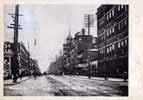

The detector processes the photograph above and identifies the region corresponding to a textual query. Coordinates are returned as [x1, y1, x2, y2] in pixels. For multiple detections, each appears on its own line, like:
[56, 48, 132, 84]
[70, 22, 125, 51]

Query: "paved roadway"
[4, 75, 128, 96]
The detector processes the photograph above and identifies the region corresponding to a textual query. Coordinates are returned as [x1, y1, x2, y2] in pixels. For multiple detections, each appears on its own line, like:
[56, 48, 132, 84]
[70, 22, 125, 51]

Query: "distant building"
[63, 30, 73, 75]
[33, 59, 41, 75]
[48, 55, 64, 75]
[73, 29, 93, 75]
[60, 28, 99, 76]
[30, 58, 35, 74]
[96, 5, 128, 77]
[18, 42, 30, 76]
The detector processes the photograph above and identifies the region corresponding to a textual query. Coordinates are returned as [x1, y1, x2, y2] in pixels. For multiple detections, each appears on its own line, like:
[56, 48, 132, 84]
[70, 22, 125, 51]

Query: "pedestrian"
[13, 74, 18, 83]
[19, 73, 23, 80]
[33, 72, 37, 79]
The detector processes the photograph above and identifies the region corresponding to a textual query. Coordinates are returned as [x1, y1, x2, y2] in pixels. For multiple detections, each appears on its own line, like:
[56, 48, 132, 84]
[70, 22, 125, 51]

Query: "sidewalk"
[65, 75, 127, 82]
[4, 76, 30, 86]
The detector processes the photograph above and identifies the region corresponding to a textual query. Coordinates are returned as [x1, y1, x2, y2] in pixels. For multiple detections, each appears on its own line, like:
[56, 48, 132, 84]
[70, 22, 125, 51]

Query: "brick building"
[96, 5, 128, 78]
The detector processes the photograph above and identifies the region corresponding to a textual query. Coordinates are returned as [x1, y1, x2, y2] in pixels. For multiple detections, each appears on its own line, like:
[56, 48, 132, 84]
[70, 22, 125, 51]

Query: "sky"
[4, 4, 99, 73]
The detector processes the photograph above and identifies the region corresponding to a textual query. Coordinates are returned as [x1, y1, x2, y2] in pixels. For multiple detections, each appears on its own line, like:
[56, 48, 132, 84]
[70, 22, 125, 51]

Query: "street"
[4, 75, 128, 96]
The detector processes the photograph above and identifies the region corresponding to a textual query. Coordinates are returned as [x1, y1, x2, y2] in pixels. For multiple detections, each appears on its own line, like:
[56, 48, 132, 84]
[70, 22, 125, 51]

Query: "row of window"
[106, 44, 115, 54]
[106, 5, 127, 21]
[105, 18, 128, 38]
[106, 8, 114, 21]
[106, 26, 115, 37]
[118, 38, 128, 48]
[118, 5, 128, 11]
[118, 18, 128, 30]
[99, 38, 128, 54]
[98, 5, 128, 28]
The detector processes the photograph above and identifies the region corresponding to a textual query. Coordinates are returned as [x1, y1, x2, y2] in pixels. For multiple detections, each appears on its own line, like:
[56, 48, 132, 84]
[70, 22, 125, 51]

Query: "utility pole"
[33, 38, 37, 78]
[104, 34, 108, 80]
[28, 42, 31, 77]
[84, 14, 94, 78]
[7, 4, 23, 83]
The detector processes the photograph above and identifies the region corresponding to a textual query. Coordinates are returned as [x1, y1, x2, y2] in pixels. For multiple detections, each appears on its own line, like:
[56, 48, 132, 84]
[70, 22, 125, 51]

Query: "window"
[107, 48, 109, 53]
[103, 49, 104, 54]
[118, 23, 121, 30]
[121, 41, 124, 46]
[102, 49, 103, 54]
[112, 27, 115, 33]
[125, 39, 128, 46]
[110, 46, 112, 52]
[118, 5, 121, 11]
[112, 9, 114, 16]
[118, 42, 120, 48]
[124, 19, 127, 26]
[107, 31, 109, 36]
[125, 5, 127, 11]
[109, 12, 112, 18]
[112, 44, 115, 50]
[121, 5, 124, 9]
[121, 21, 124, 28]
[110, 29, 112, 35]
[107, 15, 109, 21]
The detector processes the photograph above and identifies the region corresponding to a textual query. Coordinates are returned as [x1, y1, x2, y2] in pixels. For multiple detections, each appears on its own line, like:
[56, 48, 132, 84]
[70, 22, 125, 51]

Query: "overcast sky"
[4, 4, 99, 73]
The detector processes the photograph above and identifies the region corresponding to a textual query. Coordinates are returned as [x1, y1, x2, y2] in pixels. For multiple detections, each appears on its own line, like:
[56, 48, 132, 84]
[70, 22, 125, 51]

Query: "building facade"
[18, 42, 30, 76]
[96, 5, 128, 78]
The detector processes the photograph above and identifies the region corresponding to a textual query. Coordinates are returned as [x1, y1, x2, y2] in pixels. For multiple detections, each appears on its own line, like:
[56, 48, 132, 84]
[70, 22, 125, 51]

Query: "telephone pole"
[84, 14, 94, 78]
[28, 42, 31, 76]
[7, 4, 23, 82]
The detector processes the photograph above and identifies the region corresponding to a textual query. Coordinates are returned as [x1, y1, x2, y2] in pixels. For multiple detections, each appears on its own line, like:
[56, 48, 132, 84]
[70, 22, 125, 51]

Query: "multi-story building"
[18, 42, 30, 76]
[96, 5, 128, 78]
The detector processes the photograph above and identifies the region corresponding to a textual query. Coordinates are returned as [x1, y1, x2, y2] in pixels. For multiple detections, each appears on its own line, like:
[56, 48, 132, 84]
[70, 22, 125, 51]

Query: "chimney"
[81, 28, 85, 35]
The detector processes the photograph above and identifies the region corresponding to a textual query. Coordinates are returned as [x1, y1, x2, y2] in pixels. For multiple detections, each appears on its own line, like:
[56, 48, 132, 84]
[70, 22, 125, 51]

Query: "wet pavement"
[4, 75, 128, 96]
